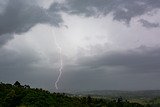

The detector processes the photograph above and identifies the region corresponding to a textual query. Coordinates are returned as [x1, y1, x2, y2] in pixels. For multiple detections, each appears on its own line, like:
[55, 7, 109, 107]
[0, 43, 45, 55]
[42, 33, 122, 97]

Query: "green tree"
[14, 81, 21, 87]
[4, 90, 17, 107]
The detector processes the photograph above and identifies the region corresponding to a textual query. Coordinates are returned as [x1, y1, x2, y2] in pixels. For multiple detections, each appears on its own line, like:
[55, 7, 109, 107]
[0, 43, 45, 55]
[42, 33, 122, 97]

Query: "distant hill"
[74, 90, 160, 99]
[75, 90, 160, 99]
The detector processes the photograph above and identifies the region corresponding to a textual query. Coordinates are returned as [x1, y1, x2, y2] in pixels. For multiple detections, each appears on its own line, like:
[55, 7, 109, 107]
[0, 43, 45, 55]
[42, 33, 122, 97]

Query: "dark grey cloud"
[1, 0, 160, 91]
[0, 47, 39, 69]
[0, 46, 59, 90]
[1, 43, 160, 91]
[50, 0, 160, 23]
[76, 46, 160, 73]
[1, 0, 160, 46]
[0, 0, 62, 46]
[0, 0, 9, 14]
[62, 68, 160, 91]
[59, 46, 160, 91]
[0, 34, 14, 46]
[139, 19, 160, 28]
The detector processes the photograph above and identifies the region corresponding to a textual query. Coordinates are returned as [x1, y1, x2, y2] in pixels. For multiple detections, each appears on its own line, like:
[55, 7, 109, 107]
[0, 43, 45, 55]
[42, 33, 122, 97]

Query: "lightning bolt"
[51, 29, 63, 90]
[45, 11, 63, 90]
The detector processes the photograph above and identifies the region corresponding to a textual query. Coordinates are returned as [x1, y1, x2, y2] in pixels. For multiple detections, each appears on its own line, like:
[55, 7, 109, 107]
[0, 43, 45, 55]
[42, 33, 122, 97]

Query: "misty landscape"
[1, 0, 160, 107]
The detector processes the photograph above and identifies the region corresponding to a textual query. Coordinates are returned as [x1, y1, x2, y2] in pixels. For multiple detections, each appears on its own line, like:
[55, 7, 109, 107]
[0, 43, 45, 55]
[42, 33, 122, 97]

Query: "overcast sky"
[0, 0, 160, 92]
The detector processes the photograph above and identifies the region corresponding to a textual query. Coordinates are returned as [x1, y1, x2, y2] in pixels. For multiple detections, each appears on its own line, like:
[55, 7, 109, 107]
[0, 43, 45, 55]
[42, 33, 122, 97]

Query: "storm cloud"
[0, 0, 62, 46]
[76, 46, 160, 73]
[1, 0, 160, 91]
[1, 0, 160, 46]
[59, 46, 160, 90]
[50, 0, 160, 23]
[139, 19, 160, 28]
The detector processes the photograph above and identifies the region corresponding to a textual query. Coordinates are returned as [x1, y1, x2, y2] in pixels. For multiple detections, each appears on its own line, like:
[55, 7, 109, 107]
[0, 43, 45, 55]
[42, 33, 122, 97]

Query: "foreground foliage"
[0, 82, 152, 107]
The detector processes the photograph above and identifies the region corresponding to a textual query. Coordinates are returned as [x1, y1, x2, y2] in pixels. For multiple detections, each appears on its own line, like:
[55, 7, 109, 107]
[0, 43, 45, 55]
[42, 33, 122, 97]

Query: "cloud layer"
[51, 0, 160, 23]
[0, 0, 62, 46]
[1, 0, 160, 46]
[0, 0, 160, 91]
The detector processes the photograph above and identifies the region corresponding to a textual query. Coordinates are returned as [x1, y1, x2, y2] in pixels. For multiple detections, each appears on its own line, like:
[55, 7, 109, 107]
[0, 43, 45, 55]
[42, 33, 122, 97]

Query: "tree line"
[0, 81, 152, 107]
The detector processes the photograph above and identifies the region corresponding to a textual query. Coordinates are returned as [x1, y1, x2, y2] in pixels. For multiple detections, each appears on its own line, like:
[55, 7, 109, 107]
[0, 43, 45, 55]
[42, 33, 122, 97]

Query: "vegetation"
[0, 81, 154, 107]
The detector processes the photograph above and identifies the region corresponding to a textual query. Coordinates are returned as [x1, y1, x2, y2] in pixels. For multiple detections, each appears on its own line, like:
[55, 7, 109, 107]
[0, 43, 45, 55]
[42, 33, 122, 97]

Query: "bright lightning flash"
[45, 11, 63, 90]
[51, 29, 63, 90]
